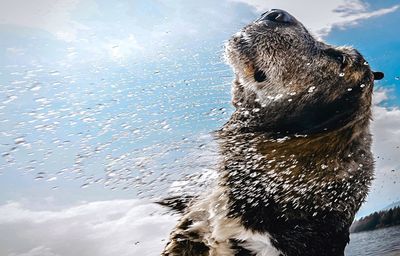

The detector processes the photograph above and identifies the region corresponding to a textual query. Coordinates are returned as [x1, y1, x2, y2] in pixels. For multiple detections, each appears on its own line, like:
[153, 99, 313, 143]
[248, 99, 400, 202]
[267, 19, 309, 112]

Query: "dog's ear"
[373, 71, 384, 80]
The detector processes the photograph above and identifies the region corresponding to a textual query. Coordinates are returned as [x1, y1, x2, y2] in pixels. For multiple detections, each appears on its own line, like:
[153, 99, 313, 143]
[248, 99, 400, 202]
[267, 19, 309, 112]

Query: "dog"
[160, 9, 384, 256]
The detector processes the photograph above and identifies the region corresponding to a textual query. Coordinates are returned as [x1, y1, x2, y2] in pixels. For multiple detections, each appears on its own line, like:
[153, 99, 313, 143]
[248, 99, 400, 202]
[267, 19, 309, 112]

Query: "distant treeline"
[350, 206, 400, 233]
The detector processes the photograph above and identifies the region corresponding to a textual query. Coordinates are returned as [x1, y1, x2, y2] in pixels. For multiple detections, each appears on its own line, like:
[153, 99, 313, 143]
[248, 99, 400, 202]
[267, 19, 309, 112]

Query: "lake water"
[346, 226, 400, 256]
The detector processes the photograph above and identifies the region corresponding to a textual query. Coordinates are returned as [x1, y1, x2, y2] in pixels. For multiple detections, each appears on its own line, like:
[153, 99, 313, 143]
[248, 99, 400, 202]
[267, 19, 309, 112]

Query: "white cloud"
[0, 0, 91, 42]
[0, 200, 177, 256]
[356, 89, 400, 216]
[228, 0, 399, 36]
[10, 246, 61, 256]
[372, 88, 390, 105]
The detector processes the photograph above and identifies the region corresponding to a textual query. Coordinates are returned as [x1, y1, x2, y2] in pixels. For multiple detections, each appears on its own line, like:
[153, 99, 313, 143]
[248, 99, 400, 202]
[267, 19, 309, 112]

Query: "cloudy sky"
[0, 0, 399, 255]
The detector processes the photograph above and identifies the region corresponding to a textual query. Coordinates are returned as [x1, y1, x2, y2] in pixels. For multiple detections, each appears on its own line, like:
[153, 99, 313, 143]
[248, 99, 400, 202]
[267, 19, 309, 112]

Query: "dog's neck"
[228, 77, 372, 137]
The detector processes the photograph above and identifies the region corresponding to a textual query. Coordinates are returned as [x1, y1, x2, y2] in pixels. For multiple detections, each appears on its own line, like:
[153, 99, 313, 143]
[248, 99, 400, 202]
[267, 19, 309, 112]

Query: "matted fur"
[161, 9, 382, 256]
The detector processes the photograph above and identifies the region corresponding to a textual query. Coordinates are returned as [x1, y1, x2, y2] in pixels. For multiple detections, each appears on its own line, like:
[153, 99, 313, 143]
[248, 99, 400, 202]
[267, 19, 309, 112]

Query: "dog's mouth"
[225, 9, 307, 84]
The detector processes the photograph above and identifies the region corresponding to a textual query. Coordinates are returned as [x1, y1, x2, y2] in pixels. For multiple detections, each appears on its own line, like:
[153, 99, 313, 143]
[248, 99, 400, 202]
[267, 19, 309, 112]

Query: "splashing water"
[0, 51, 232, 198]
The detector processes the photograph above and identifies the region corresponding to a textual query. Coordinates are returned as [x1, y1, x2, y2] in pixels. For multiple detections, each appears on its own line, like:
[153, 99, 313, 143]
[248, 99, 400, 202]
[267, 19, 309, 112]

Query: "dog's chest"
[233, 229, 282, 256]
[188, 193, 283, 256]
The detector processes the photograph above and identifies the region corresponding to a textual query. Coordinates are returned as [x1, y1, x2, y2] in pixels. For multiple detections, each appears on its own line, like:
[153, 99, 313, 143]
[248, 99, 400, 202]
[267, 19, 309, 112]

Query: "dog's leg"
[162, 217, 210, 256]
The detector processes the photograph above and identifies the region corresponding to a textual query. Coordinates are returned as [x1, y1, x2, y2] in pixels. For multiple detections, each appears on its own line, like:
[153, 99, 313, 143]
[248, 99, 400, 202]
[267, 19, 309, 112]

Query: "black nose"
[260, 9, 294, 24]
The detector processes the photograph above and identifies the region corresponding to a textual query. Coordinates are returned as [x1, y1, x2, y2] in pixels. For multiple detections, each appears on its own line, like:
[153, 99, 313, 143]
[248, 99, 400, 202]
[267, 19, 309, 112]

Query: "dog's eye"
[323, 48, 347, 69]
[254, 70, 267, 82]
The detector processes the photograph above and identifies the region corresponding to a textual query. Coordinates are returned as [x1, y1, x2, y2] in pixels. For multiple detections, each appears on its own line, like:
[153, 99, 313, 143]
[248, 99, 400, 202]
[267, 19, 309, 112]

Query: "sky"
[0, 0, 399, 255]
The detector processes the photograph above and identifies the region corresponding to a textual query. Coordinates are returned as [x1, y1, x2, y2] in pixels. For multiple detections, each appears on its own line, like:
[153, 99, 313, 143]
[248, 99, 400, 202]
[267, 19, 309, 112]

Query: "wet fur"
[161, 10, 380, 256]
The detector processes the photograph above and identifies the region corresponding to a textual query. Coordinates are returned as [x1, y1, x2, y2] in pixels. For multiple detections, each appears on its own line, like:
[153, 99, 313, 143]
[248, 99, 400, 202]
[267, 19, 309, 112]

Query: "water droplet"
[49, 70, 60, 76]
[14, 137, 25, 144]
[30, 84, 41, 91]
[360, 84, 365, 88]
[4, 95, 18, 104]
[108, 172, 117, 177]
[347, 88, 353, 91]
[308, 86, 316, 93]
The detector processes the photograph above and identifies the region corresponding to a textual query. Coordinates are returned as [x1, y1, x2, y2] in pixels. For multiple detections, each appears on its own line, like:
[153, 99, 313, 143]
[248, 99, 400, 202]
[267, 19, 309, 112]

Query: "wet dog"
[161, 9, 383, 256]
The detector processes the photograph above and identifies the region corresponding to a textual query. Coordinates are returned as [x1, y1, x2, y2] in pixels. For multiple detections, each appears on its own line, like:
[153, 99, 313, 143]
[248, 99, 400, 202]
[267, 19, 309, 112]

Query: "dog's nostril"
[261, 9, 294, 24]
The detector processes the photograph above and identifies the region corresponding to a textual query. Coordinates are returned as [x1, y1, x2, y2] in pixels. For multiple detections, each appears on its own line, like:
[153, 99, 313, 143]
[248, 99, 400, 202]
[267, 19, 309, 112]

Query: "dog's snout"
[260, 9, 295, 24]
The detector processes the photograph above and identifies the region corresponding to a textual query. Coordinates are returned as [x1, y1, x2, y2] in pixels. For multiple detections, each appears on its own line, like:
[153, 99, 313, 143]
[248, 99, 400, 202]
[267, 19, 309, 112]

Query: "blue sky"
[0, 1, 400, 255]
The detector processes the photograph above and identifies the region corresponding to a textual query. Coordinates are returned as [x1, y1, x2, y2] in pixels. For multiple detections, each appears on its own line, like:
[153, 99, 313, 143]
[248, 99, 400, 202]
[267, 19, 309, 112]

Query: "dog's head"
[224, 9, 383, 135]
